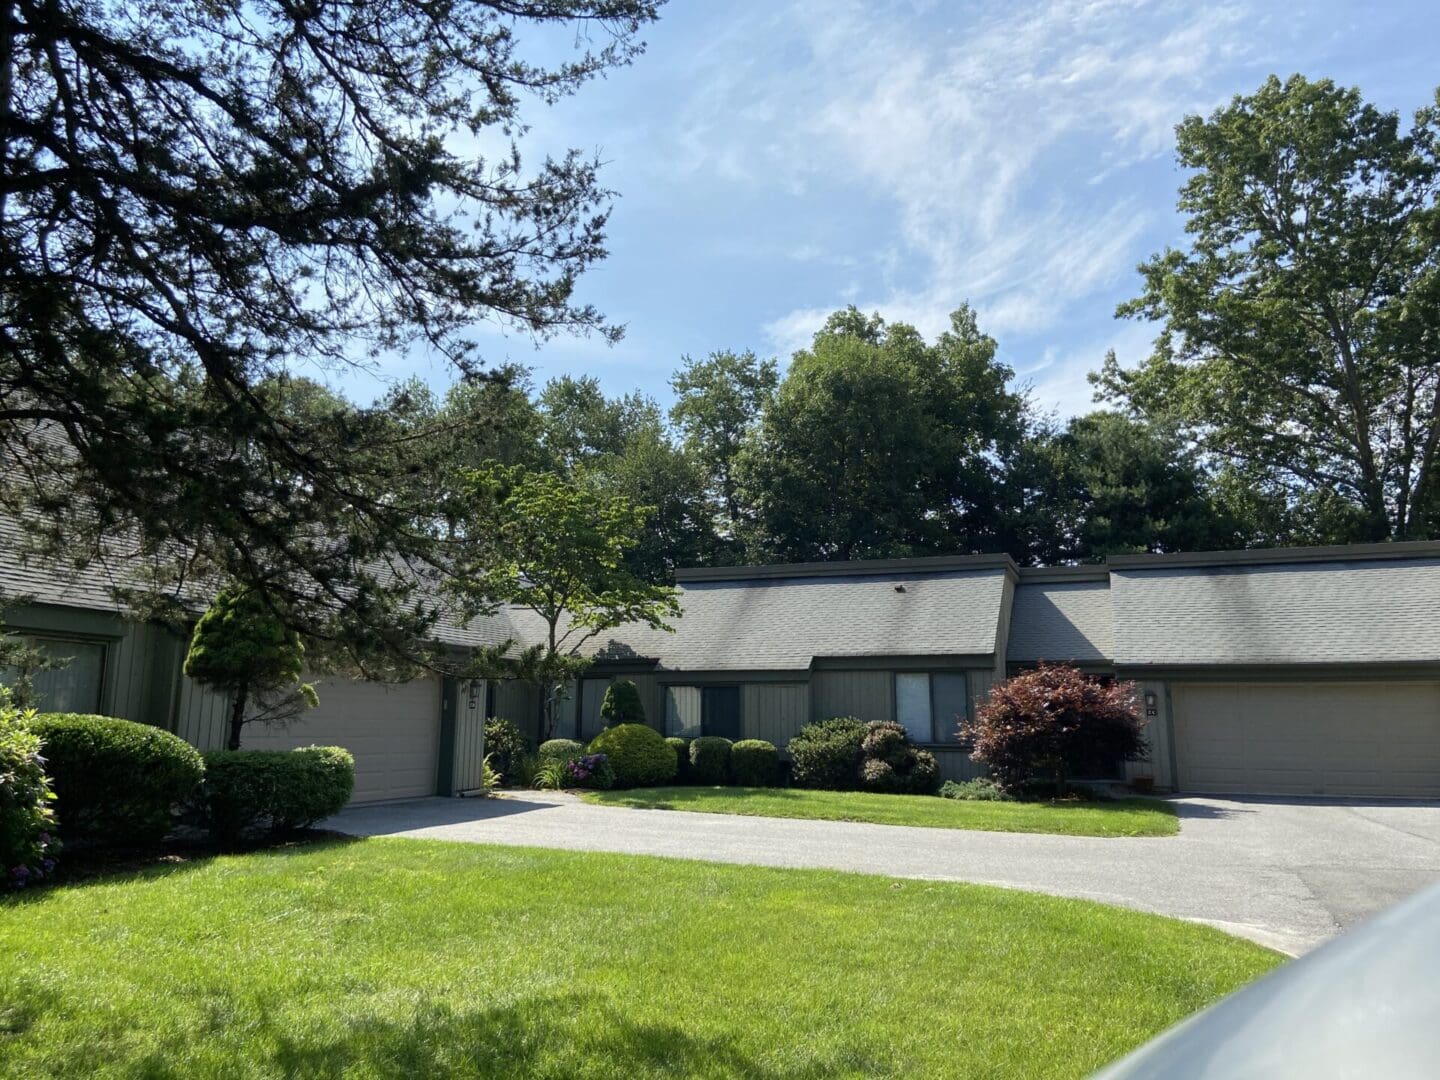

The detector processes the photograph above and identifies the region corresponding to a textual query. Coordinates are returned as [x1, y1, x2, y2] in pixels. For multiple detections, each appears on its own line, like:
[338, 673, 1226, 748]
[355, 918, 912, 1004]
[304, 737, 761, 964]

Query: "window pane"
[931, 674, 969, 743]
[895, 673, 932, 743]
[28, 638, 106, 713]
[665, 685, 702, 738]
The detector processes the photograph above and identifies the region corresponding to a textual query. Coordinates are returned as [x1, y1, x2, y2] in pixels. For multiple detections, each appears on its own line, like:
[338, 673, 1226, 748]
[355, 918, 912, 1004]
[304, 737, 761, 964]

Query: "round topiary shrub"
[688, 736, 733, 785]
[857, 720, 941, 795]
[483, 717, 530, 783]
[730, 739, 779, 787]
[665, 737, 692, 783]
[538, 739, 584, 766]
[788, 717, 867, 790]
[600, 680, 646, 727]
[28, 713, 205, 846]
[200, 745, 355, 846]
[1, 693, 60, 888]
[587, 724, 676, 788]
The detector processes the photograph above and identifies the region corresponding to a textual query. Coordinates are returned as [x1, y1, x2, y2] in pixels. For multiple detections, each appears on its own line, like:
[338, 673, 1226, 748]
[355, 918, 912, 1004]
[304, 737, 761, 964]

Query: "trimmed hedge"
[1, 695, 59, 888]
[788, 717, 867, 790]
[28, 713, 205, 846]
[857, 720, 941, 795]
[200, 746, 355, 846]
[587, 724, 676, 788]
[688, 737, 732, 785]
[600, 680, 646, 727]
[538, 739, 584, 766]
[665, 737, 691, 783]
[483, 717, 530, 783]
[730, 739, 779, 787]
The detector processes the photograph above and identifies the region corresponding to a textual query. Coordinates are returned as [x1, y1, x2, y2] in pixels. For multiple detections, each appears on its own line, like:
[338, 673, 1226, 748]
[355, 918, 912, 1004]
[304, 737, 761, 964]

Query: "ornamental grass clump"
[965, 663, 1147, 795]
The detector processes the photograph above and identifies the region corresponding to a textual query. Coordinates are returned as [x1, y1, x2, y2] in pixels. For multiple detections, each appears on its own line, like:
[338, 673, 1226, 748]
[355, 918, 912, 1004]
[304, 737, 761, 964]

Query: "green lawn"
[0, 839, 1275, 1078]
[583, 786, 1180, 837]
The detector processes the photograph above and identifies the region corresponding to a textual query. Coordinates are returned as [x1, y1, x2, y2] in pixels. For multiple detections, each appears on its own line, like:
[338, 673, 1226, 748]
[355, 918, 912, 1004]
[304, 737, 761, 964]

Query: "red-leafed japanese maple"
[966, 665, 1147, 795]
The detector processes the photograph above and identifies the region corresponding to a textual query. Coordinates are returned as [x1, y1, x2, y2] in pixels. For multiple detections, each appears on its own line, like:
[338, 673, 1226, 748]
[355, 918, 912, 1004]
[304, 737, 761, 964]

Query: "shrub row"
[10, 712, 356, 853]
[790, 717, 940, 795]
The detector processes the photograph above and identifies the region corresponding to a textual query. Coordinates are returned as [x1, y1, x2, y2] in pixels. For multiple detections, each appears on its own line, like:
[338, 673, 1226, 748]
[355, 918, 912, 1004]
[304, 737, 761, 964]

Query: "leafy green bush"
[730, 739, 779, 787]
[483, 717, 530, 784]
[939, 778, 1012, 802]
[858, 721, 941, 795]
[788, 717, 867, 790]
[665, 737, 691, 783]
[600, 680, 646, 727]
[28, 713, 205, 846]
[0, 692, 59, 888]
[199, 746, 355, 846]
[587, 724, 676, 788]
[479, 754, 502, 796]
[538, 739, 584, 765]
[688, 736, 732, 785]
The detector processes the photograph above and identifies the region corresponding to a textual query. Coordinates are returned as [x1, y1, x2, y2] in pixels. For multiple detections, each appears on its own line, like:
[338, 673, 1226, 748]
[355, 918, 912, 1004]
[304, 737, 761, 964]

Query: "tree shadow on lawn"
[0, 834, 365, 906]
[132, 993, 846, 1080]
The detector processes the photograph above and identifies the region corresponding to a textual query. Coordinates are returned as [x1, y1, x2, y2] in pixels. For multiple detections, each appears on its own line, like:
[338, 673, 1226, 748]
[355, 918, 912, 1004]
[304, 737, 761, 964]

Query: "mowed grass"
[583, 786, 1181, 837]
[0, 839, 1275, 1079]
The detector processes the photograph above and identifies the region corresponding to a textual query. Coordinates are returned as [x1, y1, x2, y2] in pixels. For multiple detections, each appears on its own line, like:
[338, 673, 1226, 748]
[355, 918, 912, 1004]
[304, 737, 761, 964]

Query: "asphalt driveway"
[329, 792, 1440, 955]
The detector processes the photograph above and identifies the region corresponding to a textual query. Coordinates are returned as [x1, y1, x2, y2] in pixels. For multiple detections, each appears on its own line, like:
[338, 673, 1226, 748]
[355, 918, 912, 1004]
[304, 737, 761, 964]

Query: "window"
[894, 672, 969, 744]
[665, 685, 702, 738]
[664, 685, 740, 739]
[27, 637, 107, 713]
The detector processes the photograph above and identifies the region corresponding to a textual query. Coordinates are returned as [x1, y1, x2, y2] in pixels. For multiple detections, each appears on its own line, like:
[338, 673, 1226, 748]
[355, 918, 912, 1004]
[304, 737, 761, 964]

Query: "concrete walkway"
[330, 792, 1440, 955]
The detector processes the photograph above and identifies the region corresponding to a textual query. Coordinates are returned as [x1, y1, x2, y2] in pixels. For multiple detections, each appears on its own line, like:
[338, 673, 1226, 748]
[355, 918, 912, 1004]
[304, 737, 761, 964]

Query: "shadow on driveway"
[330, 794, 567, 836]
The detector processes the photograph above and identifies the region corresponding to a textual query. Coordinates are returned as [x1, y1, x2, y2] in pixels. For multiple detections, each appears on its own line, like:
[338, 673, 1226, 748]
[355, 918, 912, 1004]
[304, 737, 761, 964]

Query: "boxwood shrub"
[788, 717, 867, 790]
[665, 737, 691, 783]
[730, 739, 780, 787]
[688, 736, 732, 785]
[1, 694, 59, 888]
[858, 720, 941, 795]
[586, 724, 676, 788]
[537, 739, 584, 766]
[28, 713, 205, 846]
[200, 746, 355, 846]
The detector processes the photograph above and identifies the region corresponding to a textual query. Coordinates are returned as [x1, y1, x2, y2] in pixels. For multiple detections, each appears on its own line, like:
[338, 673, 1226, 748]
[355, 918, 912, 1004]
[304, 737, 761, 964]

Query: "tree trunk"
[227, 685, 248, 751]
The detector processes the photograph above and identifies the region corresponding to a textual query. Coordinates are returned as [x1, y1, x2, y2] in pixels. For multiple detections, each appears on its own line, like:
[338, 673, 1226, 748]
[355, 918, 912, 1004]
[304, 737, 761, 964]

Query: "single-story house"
[4, 530, 1439, 802]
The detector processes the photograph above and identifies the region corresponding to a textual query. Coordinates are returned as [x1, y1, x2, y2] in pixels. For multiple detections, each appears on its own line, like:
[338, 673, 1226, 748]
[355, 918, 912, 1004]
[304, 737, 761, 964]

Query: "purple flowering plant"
[564, 753, 616, 790]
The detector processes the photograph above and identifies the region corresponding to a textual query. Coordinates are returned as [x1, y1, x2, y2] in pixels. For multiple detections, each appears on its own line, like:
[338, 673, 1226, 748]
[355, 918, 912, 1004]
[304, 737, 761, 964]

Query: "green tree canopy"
[669, 350, 779, 537]
[1099, 75, 1440, 542]
[184, 587, 318, 750]
[736, 306, 1026, 561]
[1012, 412, 1246, 564]
[453, 465, 680, 739]
[0, 1, 661, 666]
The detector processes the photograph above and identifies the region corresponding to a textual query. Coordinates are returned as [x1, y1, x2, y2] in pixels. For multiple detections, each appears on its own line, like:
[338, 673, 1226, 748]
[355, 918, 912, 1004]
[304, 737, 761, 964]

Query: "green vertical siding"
[810, 670, 893, 723]
[174, 673, 232, 750]
[449, 679, 489, 793]
[492, 679, 541, 743]
[742, 683, 808, 746]
[932, 747, 983, 782]
[1126, 678, 1173, 789]
[966, 668, 995, 725]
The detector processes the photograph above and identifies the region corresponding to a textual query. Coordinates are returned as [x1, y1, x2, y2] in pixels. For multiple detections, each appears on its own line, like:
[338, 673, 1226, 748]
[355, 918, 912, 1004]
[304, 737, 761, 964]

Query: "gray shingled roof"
[579, 566, 1010, 671]
[1007, 578, 1113, 663]
[1110, 557, 1440, 666]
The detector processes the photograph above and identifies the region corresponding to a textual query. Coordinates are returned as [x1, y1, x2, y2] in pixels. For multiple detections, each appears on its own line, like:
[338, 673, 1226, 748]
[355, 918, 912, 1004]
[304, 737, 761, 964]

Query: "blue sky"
[344, 0, 1440, 420]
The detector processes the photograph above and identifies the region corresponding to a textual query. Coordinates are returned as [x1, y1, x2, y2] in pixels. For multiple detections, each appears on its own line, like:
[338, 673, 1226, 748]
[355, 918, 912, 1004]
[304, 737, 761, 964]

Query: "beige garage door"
[1173, 681, 1440, 797]
[244, 675, 441, 804]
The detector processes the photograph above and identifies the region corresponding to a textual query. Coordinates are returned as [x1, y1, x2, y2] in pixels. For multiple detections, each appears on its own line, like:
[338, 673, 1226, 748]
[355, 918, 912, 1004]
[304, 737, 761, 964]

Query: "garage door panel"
[244, 675, 440, 804]
[1174, 681, 1440, 797]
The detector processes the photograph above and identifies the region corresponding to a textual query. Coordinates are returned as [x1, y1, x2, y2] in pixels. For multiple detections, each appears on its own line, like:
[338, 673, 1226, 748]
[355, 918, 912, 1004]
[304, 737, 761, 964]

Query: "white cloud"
[670, 0, 1259, 379]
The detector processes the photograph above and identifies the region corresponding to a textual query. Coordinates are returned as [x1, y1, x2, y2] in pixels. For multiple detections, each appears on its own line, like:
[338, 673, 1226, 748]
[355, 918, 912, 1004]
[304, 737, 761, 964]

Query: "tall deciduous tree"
[184, 587, 319, 750]
[736, 306, 1026, 561]
[453, 464, 679, 740]
[669, 350, 779, 535]
[0, 0, 662, 664]
[1098, 75, 1440, 542]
